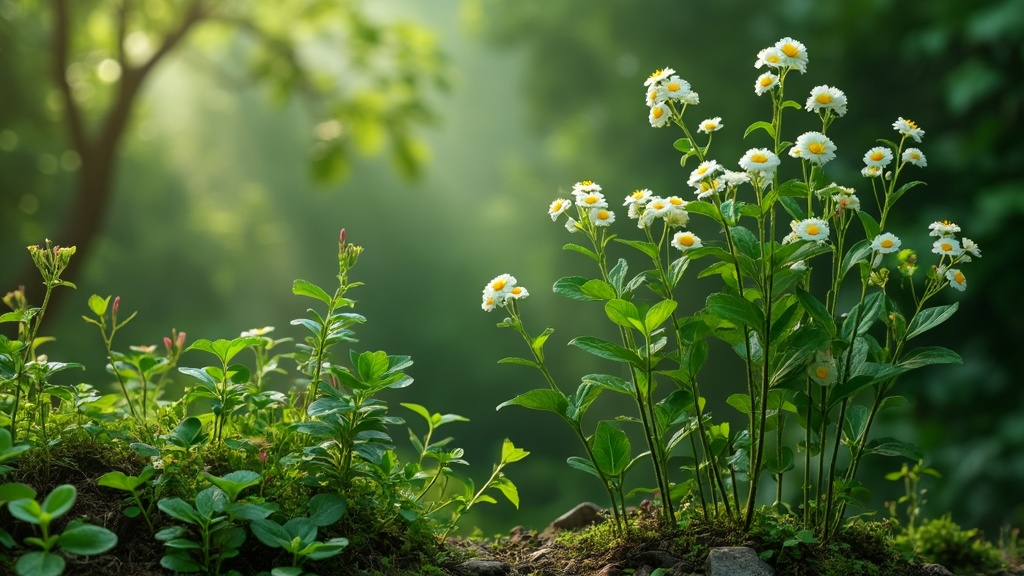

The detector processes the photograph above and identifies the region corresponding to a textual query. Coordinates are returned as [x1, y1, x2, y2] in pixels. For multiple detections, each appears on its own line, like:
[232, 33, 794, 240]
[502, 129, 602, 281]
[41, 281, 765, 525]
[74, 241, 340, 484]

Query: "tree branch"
[53, 0, 88, 156]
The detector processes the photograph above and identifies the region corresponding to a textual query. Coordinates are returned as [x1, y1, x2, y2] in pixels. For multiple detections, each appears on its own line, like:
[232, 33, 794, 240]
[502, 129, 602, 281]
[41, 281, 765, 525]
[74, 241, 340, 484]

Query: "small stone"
[596, 565, 623, 576]
[457, 559, 511, 576]
[705, 547, 774, 576]
[548, 502, 604, 531]
[921, 564, 955, 576]
[636, 550, 678, 568]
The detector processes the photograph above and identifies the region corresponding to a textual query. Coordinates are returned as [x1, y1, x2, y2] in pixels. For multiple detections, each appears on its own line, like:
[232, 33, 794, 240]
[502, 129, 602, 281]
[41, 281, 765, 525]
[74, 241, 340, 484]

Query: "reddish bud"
[176, 330, 186, 349]
[163, 337, 173, 353]
[112, 296, 120, 317]
[340, 228, 346, 245]
[258, 450, 268, 465]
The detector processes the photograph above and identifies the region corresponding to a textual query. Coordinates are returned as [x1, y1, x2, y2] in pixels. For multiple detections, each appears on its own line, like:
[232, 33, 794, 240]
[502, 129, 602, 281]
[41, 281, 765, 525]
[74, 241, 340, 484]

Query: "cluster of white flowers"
[549, 180, 619, 232]
[481, 273, 528, 312]
[789, 131, 837, 166]
[783, 218, 830, 244]
[927, 220, 981, 292]
[624, 190, 691, 232]
[754, 37, 809, 74]
[644, 67, 699, 128]
[862, 118, 927, 177]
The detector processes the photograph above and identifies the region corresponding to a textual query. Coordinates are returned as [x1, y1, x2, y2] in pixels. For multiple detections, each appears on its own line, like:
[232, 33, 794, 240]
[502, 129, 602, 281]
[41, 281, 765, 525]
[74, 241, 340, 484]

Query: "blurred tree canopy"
[472, 0, 1024, 532]
[0, 0, 445, 301]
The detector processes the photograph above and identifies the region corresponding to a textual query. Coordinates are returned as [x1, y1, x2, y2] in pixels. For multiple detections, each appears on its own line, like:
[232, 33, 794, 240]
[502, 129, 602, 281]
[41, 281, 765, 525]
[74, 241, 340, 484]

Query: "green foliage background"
[2, 0, 1022, 536]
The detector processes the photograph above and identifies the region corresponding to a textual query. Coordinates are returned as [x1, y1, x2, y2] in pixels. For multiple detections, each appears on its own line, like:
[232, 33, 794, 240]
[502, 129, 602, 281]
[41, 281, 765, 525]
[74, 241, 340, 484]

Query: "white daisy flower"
[755, 46, 785, 69]
[694, 178, 724, 200]
[739, 148, 781, 175]
[645, 197, 672, 218]
[627, 203, 641, 220]
[932, 237, 963, 256]
[834, 194, 861, 212]
[782, 231, 800, 244]
[961, 238, 982, 258]
[945, 268, 966, 292]
[574, 190, 608, 209]
[671, 231, 702, 251]
[808, 351, 837, 386]
[754, 72, 780, 96]
[646, 86, 664, 107]
[662, 75, 691, 99]
[565, 217, 579, 233]
[722, 170, 751, 187]
[481, 293, 497, 312]
[862, 146, 893, 168]
[678, 91, 699, 106]
[548, 198, 571, 221]
[893, 117, 925, 143]
[649, 102, 672, 127]
[861, 165, 883, 178]
[871, 232, 902, 254]
[697, 117, 723, 134]
[805, 85, 847, 116]
[794, 218, 830, 242]
[902, 147, 927, 167]
[928, 220, 961, 237]
[509, 285, 529, 300]
[791, 131, 837, 166]
[666, 195, 687, 209]
[645, 67, 676, 87]
[573, 180, 602, 193]
[775, 37, 809, 73]
[590, 208, 616, 226]
[665, 206, 690, 228]
[486, 274, 516, 297]
[624, 189, 653, 206]
[688, 160, 723, 187]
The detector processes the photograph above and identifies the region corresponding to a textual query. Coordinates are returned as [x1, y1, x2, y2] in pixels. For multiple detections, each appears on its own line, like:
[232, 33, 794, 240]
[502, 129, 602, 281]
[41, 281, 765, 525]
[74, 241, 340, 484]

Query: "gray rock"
[549, 501, 603, 531]
[595, 565, 624, 576]
[457, 559, 511, 576]
[921, 564, 955, 576]
[705, 547, 774, 576]
[636, 549, 678, 568]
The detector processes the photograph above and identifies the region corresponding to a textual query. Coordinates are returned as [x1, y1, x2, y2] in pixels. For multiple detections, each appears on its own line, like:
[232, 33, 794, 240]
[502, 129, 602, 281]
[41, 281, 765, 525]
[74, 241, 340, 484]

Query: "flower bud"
[163, 337, 173, 354]
[112, 296, 120, 320]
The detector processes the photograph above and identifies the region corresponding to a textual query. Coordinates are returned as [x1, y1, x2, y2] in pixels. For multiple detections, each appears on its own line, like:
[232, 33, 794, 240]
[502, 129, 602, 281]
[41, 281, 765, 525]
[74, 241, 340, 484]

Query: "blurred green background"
[2, 0, 1023, 537]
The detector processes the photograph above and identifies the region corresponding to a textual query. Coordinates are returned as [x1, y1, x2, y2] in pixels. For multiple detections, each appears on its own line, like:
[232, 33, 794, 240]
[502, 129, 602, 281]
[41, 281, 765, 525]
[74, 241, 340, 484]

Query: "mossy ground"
[2, 434, 1021, 576]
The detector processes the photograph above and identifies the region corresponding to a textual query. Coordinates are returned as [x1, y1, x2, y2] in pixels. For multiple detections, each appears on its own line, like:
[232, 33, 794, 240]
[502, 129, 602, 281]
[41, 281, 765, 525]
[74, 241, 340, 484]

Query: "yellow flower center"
[669, 197, 684, 206]
[652, 201, 666, 210]
[905, 119, 918, 129]
[806, 225, 820, 236]
[580, 180, 594, 186]
[697, 166, 708, 175]
[808, 142, 826, 155]
[597, 210, 611, 220]
[585, 195, 599, 204]
[815, 93, 832, 105]
[648, 90, 657, 101]
[881, 239, 894, 249]
[667, 82, 681, 92]
[652, 107, 665, 119]
[751, 153, 768, 163]
[485, 297, 494, 306]
[782, 43, 800, 57]
[815, 366, 829, 379]
[910, 152, 920, 159]
[703, 122, 716, 130]
[491, 280, 506, 291]
[759, 76, 774, 87]
[767, 54, 781, 64]
[631, 191, 645, 200]
[954, 271, 965, 284]
[511, 287, 523, 296]
[649, 69, 665, 80]
[552, 200, 564, 211]
[700, 181, 712, 192]
[679, 234, 694, 247]
[941, 242, 952, 252]
[870, 151, 884, 161]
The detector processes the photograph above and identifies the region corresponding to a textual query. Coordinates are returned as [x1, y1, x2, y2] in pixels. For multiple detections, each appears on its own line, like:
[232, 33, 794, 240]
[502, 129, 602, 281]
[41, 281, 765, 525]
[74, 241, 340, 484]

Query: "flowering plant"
[485, 37, 976, 539]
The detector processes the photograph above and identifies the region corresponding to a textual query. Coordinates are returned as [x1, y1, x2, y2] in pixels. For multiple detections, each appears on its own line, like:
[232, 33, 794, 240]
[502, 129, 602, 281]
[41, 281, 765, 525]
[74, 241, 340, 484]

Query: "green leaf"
[730, 226, 760, 259]
[841, 292, 883, 340]
[843, 404, 871, 444]
[683, 201, 723, 222]
[673, 138, 693, 153]
[59, 524, 118, 555]
[531, 327, 555, 359]
[605, 299, 642, 331]
[553, 276, 601, 302]
[7, 498, 43, 524]
[204, 470, 261, 503]
[645, 300, 677, 334]
[15, 551, 65, 576]
[500, 438, 529, 464]
[250, 518, 292, 549]
[563, 243, 600, 262]
[841, 240, 872, 278]
[726, 393, 752, 415]
[781, 99, 803, 110]
[858, 211, 881, 240]
[292, 279, 332, 305]
[591, 421, 630, 476]
[744, 120, 776, 140]
[898, 346, 963, 370]
[497, 357, 539, 368]
[566, 456, 601, 479]
[889, 180, 925, 206]
[0, 483, 36, 503]
[160, 552, 203, 573]
[308, 493, 347, 527]
[615, 238, 659, 260]
[706, 293, 764, 332]
[41, 485, 76, 518]
[496, 389, 568, 417]
[795, 289, 836, 337]
[582, 280, 616, 301]
[569, 336, 643, 368]
[864, 438, 922, 460]
[492, 475, 520, 509]
[87, 294, 110, 317]
[581, 373, 634, 396]
[157, 498, 198, 524]
[906, 303, 959, 340]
